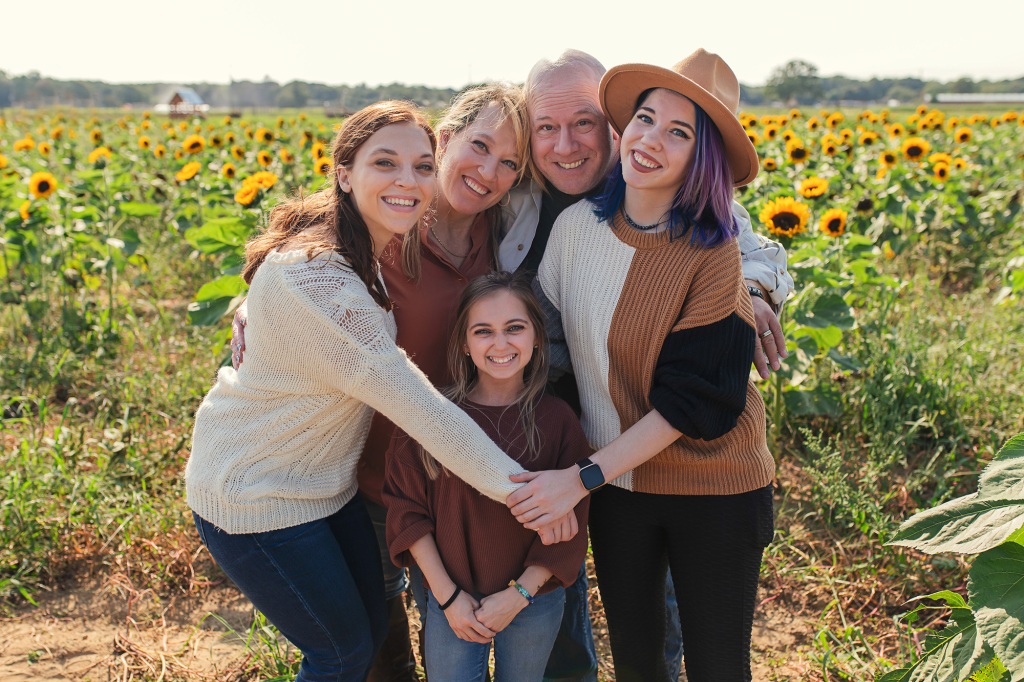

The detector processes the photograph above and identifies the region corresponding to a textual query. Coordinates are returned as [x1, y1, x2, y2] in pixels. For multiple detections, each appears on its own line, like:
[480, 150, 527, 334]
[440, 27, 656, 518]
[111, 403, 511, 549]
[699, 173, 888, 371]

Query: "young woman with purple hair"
[505, 49, 776, 682]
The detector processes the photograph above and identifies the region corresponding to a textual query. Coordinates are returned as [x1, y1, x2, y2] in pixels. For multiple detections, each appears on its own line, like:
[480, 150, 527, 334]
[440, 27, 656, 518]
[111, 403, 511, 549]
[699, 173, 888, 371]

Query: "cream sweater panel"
[186, 249, 523, 534]
[537, 203, 637, 490]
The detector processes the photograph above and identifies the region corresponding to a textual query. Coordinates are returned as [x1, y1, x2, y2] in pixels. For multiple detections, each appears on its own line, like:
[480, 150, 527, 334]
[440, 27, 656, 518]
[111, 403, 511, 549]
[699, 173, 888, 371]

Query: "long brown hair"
[243, 101, 437, 310]
[400, 83, 530, 280]
[420, 271, 550, 479]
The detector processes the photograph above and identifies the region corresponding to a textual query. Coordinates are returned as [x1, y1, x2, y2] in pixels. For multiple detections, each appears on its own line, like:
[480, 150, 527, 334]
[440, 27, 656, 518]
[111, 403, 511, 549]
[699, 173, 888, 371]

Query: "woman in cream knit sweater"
[185, 101, 560, 682]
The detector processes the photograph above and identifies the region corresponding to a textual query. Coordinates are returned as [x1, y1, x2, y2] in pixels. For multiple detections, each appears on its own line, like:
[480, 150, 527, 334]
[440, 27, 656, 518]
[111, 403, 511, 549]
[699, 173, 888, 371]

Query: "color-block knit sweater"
[186, 249, 524, 534]
[536, 201, 775, 496]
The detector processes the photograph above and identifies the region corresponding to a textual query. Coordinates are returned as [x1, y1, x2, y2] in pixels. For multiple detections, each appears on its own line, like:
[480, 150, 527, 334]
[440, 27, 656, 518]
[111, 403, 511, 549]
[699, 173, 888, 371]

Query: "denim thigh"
[193, 497, 386, 682]
[493, 587, 565, 681]
[423, 589, 490, 682]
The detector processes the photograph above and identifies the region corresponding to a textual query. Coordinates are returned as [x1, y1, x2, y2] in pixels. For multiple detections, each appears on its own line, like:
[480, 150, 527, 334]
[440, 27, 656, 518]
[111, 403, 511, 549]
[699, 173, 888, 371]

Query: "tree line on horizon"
[1, 62, 1022, 110]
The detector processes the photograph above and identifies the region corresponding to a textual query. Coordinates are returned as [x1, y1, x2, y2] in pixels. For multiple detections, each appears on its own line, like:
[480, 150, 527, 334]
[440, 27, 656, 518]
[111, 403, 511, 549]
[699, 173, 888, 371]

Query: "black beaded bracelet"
[438, 586, 462, 611]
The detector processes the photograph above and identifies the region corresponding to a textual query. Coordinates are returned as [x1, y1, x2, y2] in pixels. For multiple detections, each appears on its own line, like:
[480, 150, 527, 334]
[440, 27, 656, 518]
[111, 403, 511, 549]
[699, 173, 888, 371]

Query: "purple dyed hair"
[592, 90, 737, 248]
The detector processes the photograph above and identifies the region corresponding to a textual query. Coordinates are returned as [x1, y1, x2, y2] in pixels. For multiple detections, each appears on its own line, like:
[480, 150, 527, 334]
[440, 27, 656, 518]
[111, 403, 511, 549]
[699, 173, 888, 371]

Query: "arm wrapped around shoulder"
[650, 312, 755, 441]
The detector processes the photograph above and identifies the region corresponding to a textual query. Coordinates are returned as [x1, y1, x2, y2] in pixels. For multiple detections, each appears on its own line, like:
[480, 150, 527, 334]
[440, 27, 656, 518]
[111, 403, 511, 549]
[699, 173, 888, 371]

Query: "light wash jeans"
[425, 586, 565, 682]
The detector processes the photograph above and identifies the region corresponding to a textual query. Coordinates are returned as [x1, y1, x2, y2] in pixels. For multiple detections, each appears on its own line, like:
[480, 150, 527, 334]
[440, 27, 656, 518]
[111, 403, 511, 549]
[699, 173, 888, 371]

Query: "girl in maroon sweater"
[383, 271, 591, 681]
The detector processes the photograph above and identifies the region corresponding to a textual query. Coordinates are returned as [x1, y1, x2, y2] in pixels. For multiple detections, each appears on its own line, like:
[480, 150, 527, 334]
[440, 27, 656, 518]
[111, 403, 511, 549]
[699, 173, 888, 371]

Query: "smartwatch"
[746, 284, 765, 302]
[577, 457, 605, 492]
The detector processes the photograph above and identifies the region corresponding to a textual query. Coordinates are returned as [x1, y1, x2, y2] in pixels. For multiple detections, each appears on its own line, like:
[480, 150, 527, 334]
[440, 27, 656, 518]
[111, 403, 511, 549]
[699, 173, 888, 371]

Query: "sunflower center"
[773, 212, 799, 230]
[792, 148, 807, 159]
[828, 219, 842, 232]
[38, 180, 51, 193]
[907, 145, 922, 156]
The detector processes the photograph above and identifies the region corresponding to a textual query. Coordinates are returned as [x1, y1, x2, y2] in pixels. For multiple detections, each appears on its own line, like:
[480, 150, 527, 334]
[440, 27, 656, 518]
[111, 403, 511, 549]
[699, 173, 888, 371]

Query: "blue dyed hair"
[592, 90, 737, 248]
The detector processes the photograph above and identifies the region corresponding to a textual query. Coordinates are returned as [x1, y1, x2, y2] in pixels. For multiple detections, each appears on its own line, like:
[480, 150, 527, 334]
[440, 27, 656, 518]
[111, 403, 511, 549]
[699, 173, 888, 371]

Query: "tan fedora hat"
[600, 48, 759, 187]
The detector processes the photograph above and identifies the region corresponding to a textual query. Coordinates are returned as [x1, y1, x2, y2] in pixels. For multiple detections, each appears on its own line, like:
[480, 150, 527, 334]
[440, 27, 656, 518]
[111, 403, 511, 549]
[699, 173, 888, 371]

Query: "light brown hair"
[243, 101, 436, 310]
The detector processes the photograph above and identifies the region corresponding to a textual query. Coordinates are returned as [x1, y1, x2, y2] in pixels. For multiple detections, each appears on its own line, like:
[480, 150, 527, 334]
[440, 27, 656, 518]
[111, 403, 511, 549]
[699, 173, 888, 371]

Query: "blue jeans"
[665, 574, 684, 680]
[425, 587, 566, 682]
[543, 563, 598, 682]
[365, 499, 410, 600]
[193, 496, 387, 682]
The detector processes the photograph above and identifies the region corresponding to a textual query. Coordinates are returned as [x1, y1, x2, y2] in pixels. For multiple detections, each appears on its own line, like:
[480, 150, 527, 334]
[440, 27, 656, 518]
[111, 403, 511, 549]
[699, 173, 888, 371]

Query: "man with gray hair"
[499, 49, 792, 682]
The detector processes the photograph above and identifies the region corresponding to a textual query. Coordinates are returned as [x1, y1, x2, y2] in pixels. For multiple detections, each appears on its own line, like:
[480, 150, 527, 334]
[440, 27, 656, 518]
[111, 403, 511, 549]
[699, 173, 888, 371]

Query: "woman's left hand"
[475, 587, 529, 634]
[507, 468, 587, 529]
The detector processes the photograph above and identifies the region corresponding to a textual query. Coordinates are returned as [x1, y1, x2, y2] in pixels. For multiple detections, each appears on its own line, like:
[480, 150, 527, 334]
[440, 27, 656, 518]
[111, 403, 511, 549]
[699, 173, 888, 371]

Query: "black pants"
[589, 484, 774, 682]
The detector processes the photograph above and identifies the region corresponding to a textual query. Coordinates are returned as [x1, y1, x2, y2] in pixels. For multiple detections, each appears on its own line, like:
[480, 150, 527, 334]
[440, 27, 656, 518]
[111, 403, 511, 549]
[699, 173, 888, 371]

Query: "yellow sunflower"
[257, 150, 273, 167]
[279, 148, 295, 164]
[50, 125, 64, 140]
[249, 171, 278, 189]
[799, 176, 828, 198]
[315, 158, 333, 175]
[1002, 110, 1019, 123]
[888, 123, 906, 137]
[210, 134, 224, 148]
[222, 163, 237, 179]
[183, 134, 206, 154]
[29, 171, 58, 199]
[760, 197, 810, 238]
[37, 141, 52, 155]
[226, 131, 237, 144]
[746, 130, 761, 146]
[932, 161, 950, 181]
[231, 145, 246, 160]
[762, 157, 778, 172]
[954, 127, 972, 144]
[312, 141, 326, 159]
[858, 131, 879, 146]
[256, 127, 274, 144]
[781, 129, 796, 143]
[175, 161, 201, 182]
[901, 137, 930, 162]
[764, 124, 780, 141]
[235, 183, 260, 206]
[88, 146, 112, 165]
[19, 200, 31, 221]
[0, 153, 7, 169]
[178, 122, 188, 132]
[952, 157, 967, 170]
[826, 112, 844, 129]
[141, 119, 152, 130]
[789, 108, 802, 119]
[806, 117, 821, 131]
[90, 128, 103, 144]
[821, 140, 838, 157]
[880, 150, 898, 167]
[839, 128, 854, 143]
[154, 144, 167, 158]
[819, 208, 847, 237]
[174, 149, 184, 160]
[787, 142, 809, 164]
[14, 137, 35, 152]
[928, 152, 953, 166]
[138, 135, 151, 149]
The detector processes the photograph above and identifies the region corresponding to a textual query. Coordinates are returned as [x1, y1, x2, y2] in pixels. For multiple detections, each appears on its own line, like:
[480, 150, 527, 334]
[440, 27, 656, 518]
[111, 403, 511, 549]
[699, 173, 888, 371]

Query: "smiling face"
[620, 88, 698, 209]
[336, 122, 436, 254]
[528, 70, 616, 196]
[438, 103, 521, 216]
[464, 289, 536, 395]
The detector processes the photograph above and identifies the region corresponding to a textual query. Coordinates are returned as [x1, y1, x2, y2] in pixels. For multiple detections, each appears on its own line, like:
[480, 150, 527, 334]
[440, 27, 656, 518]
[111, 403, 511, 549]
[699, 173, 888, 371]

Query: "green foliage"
[881, 435, 1024, 681]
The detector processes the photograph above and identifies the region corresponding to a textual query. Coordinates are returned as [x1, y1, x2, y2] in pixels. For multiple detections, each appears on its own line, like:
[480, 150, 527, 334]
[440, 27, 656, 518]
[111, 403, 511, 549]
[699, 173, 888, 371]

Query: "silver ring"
[759, 329, 774, 339]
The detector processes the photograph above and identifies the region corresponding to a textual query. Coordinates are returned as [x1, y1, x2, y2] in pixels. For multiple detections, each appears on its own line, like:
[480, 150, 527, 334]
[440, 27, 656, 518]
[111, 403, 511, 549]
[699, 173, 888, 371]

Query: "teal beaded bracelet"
[508, 580, 535, 605]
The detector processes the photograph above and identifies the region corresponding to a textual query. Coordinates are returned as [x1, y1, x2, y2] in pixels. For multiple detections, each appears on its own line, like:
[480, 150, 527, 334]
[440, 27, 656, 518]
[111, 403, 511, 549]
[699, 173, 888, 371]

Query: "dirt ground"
[0, 576, 815, 681]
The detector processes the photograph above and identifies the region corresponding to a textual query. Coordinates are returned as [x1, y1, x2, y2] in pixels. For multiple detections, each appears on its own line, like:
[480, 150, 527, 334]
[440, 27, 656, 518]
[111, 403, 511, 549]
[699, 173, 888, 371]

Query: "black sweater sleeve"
[649, 312, 755, 441]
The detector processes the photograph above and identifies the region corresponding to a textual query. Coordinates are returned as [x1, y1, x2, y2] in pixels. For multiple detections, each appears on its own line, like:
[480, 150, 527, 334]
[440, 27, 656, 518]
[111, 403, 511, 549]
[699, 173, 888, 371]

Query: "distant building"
[930, 93, 1024, 104]
[155, 87, 209, 118]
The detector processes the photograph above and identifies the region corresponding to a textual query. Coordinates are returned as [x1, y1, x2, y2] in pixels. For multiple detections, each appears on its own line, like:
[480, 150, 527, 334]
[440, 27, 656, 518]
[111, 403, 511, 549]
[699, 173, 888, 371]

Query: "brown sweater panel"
[606, 213, 775, 496]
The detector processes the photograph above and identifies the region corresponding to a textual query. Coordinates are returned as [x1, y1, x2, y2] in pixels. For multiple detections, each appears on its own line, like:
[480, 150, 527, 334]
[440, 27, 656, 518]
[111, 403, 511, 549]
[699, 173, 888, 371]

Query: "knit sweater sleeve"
[285, 259, 524, 502]
[648, 241, 755, 441]
[523, 400, 592, 587]
[381, 430, 435, 569]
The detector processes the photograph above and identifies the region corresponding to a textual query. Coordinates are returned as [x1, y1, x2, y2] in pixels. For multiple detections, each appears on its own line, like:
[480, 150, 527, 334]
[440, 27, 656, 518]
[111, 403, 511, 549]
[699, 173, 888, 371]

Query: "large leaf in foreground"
[977, 435, 1024, 500]
[877, 595, 994, 682]
[187, 275, 248, 326]
[889, 494, 1024, 555]
[971, 542, 1024, 681]
[185, 217, 252, 255]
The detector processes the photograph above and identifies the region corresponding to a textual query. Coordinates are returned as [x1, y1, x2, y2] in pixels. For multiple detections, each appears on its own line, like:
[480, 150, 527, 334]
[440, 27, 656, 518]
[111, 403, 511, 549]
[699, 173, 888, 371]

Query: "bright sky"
[3, 0, 1022, 88]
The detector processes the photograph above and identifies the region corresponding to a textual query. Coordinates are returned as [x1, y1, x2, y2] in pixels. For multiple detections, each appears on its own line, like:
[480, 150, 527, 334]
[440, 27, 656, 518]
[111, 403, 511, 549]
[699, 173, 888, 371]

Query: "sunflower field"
[0, 104, 1022, 680]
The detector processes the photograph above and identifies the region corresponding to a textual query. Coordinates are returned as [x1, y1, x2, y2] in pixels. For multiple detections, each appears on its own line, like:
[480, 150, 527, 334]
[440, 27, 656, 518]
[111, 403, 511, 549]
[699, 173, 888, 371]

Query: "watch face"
[579, 464, 604, 491]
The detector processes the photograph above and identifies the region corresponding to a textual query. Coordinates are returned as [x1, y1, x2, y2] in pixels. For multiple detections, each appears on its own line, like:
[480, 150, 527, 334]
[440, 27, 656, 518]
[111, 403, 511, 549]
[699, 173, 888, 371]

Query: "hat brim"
[600, 63, 759, 187]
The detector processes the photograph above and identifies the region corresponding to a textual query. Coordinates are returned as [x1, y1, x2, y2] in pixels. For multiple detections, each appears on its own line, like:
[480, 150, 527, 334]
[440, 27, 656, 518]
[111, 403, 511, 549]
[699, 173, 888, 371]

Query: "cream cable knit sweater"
[185, 249, 523, 534]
